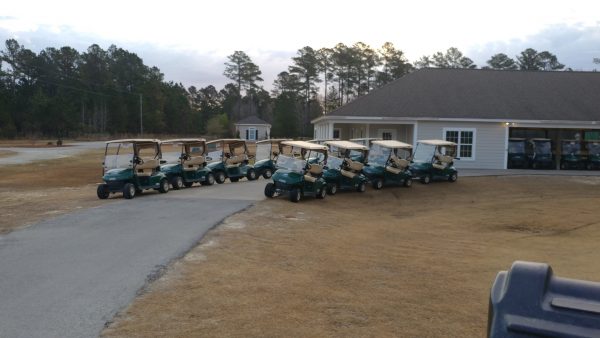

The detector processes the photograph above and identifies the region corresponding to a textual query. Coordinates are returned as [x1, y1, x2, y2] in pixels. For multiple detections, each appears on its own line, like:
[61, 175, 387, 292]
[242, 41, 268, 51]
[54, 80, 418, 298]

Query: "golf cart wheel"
[247, 169, 257, 181]
[183, 181, 194, 188]
[97, 184, 110, 199]
[316, 186, 326, 199]
[531, 162, 538, 169]
[372, 179, 383, 190]
[420, 175, 431, 184]
[264, 183, 275, 198]
[326, 183, 338, 195]
[289, 188, 301, 203]
[560, 163, 566, 170]
[230, 177, 239, 183]
[123, 183, 136, 199]
[404, 178, 413, 187]
[263, 169, 272, 179]
[448, 173, 458, 182]
[215, 172, 226, 184]
[171, 176, 184, 190]
[201, 173, 215, 186]
[158, 178, 169, 193]
[356, 181, 366, 193]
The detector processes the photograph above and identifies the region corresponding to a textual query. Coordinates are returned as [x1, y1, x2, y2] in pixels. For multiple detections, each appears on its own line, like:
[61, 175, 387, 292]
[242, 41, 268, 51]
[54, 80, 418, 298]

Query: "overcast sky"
[2, 0, 600, 90]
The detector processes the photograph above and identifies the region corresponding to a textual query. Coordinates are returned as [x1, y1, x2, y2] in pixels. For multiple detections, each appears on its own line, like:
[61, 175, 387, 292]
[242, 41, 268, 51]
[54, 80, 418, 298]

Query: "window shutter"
[255, 129, 259, 140]
[245, 129, 249, 140]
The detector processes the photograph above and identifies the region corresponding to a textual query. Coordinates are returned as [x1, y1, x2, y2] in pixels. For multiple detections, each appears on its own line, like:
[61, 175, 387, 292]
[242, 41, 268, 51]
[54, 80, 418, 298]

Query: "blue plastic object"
[488, 261, 600, 338]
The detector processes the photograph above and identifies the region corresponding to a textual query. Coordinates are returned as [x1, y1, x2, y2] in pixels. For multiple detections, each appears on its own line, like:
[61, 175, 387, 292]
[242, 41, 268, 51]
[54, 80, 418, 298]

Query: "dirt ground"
[102, 176, 600, 337]
[0, 150, 16, 158]
[0, 149, 110, 233]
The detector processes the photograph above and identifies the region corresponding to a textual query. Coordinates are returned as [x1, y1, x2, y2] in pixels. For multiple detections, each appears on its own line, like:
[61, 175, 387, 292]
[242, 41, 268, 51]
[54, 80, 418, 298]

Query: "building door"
[378, 129, 396, 140]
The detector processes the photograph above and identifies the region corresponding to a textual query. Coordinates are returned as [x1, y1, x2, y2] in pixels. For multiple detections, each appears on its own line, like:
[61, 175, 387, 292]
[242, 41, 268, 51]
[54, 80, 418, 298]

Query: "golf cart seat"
[345, 159, 364, 172]
[182, 156, 205, 171]
[385, 166, 402, 175]
[136, 158, 159, 176]
[390, 156, 409, 169]
[341, 169, 357, 179]
[433, 154, 453, 170]
[226, 146, 248, 166]
[304, 163, 323, 183]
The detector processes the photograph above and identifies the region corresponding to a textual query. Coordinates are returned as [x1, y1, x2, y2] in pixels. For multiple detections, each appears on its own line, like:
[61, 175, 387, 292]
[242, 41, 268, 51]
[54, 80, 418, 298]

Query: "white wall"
[236, 125, 270, 140]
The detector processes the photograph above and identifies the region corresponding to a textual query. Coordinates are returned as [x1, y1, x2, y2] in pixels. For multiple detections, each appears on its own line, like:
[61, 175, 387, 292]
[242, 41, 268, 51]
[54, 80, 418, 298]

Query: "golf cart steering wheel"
[135, 157, 144, 164]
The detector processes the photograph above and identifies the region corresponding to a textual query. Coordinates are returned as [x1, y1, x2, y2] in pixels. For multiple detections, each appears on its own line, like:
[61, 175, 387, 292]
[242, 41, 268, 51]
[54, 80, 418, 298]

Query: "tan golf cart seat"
[136, 158, 159, 176]
[385, 155, 409, 174]
[345, 158, 364, 172]
[433, 154, 453, 170]
[304, 163, 323, 183]
[226, 146, 248, 166]
[182, 156, 205, 171]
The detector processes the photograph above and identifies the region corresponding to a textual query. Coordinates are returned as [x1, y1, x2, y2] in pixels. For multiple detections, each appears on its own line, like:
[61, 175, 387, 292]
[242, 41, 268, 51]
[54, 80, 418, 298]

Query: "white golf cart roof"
[256, 138, 290, 144]
[350, 137, 381, 142]
[106, 139, 159, 144]
[207, 138, 245, 145]
[325, 140, 368, 151]
[282, 140, 328, 151]
[308, 138, 338, 144]
[372, 140, 413, 149]
[161, 138, 206, 144]
[418, 139, 457, 146]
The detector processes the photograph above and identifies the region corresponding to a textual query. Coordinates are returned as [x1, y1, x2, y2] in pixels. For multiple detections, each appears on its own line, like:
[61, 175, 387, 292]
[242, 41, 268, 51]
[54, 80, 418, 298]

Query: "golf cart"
[206, 139, 257, 183]
[159, 139, 215, 189]
[409, 139, 458, 184]
[264, 140, 328, 202]
[559, 139, 584, 170]
[507, 138, 528, 169]
[585, 140, 600, 170]
[308, 138, 338, 145]
[362, 140, 413, 189]
[322, 140, 370, 194]
[97, 139, 169, 199]
[527, 138, 554, 169]
[349, 138, 381, 161]
[253, 139, 291, 179]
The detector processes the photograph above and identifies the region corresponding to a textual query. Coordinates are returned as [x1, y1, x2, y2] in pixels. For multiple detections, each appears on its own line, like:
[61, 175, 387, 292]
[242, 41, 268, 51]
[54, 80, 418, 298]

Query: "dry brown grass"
[103, 176, 600, 338]
[0, 149, 110, 233]
[0, 150, 16, 158]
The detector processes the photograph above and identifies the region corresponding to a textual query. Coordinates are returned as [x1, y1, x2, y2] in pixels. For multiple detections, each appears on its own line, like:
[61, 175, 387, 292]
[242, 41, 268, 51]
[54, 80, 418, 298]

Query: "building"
[235, 116, 271, 141]
[312, 68, 600, 169]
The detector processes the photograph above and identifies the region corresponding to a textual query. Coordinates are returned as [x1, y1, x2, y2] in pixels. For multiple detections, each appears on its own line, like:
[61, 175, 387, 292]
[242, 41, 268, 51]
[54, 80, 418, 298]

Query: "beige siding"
[236, 125, 271, 141]
[417, 121, 507, 169]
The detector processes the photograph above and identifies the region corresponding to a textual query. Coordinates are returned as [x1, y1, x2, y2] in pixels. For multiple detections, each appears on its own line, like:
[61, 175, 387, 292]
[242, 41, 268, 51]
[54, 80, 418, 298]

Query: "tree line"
[0, 38, 566, 139]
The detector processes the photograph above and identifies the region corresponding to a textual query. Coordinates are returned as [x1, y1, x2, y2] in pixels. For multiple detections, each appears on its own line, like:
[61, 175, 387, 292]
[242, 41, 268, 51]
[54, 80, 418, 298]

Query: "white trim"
[413, 122, 418, 147]
[503, 125, 509, 169]
[247, 127, 257, 141]
[311, 115, 600, 126]
[377, 128, 397, 140]
[442, 127, 476, 161]
[235, 123, 271, 127]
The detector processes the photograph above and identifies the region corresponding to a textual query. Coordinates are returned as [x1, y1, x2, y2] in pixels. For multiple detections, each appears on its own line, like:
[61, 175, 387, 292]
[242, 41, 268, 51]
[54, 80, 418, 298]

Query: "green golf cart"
[253, 139, 291, 179]
[585, 140, 600, 170]
[349, 138, 381, 161]
[264, 140, 328, 202]
[159, 139, 215, 189]
[559, 139, 584, 170]
[322, 140, 370, 194]
[206, 139, 257, 183]
[97, 139, 169, 199]
[507, 138, 528, 169]
[409, 139, 458, 184]
[527, 138, 554, 169]
[362, 140, 413, 189]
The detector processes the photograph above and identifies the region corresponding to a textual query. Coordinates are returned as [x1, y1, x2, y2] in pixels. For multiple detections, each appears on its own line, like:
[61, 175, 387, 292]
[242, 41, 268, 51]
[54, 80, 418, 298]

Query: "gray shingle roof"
[326, 68, 600, 121]
[235, 115, 270, 125]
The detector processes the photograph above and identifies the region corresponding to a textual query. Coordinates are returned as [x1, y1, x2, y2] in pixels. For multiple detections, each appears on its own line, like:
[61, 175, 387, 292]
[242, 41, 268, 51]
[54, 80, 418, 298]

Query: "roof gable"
[235, 115, 270, 125]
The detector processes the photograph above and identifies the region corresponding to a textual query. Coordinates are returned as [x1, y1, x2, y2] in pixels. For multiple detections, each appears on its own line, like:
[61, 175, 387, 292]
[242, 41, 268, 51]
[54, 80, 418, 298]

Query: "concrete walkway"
[0, 141, 106, 166]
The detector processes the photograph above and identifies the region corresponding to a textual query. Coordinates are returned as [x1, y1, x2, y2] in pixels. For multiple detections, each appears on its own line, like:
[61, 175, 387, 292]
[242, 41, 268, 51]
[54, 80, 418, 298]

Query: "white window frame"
[248, 127, 257, 141]
[442, 127, 476, 161]
[378, 128, 396, 140]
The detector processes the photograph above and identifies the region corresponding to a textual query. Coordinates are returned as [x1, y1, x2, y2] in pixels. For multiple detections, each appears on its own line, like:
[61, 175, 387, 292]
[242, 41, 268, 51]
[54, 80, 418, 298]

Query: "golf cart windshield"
[255, 143, 271, 161]
[206, 142, 223, 162]
[161, 143, 184, 163]
[104, 142, 135, 170]
[275, 154, 305, 173]
[368, 144, 392, 166]
[508, 141, 525, 154]
[534, 141, 552, 155]
[587, 142, 600, 155]
[327, 153, 344, 169]
[412, 143, 436, 162]
[562, 142, 580, 154]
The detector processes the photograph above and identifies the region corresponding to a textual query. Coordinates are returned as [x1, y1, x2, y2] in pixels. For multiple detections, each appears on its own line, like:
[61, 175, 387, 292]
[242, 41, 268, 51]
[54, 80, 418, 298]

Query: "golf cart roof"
[282, 140, 328, 151]
[531, 138, 551, 141]
[561, 139, 578, 142]
[509, 138, 526, 141]
[372, 140, 413, 149]
[106, 139, 159, 144]
[325, 140, 368, 151]
[206, 139, 245, 145]
[161, 138, 206, 144]
[308, 138, 338, 144]
[350, 137, 381, 141]
[585, 140, 600, 143]
[417, 139, 457, 146]
[256, 139, 290, 144]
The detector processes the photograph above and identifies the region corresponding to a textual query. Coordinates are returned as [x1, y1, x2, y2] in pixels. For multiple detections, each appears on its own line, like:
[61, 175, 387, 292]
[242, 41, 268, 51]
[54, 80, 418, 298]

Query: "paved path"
[0, 180, 266, 338]
[0, 141, 106, 166]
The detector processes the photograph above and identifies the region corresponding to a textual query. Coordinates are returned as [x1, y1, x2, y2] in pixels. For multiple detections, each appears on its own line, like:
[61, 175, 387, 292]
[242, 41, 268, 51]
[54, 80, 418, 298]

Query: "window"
[443, 128, 475, 160]
[378, 129, 396, 140]
[247, 127, 257, 141]
[333, 128, 341, 139]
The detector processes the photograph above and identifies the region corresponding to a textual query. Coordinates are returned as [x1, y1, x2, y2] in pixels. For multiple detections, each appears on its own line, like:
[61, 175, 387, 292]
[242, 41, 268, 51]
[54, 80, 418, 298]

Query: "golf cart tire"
[316, 187, 326, 199]
[421, 175, 431, 184]
[356, 181, 366, 192]
[171, 176, 184, 190]
[215, 172, 226, 184]
[201, 173, 215, 186]
[183, 181, 194, 188]
[404, 178, 413, 187]
[230, 177, 239, 183]
[246, 169, 257, 181]
[262, 169, 272, 179]
[448, 173, 458, 182]
[289, 188, 301, 203]
[158, 178, 169, 193]
[123, 183, 136, 199]
[264, 183, 275, 198]
[97, 184, 110, 199]
[327, 183, 338, 195]
[372, 179, 383, 190]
